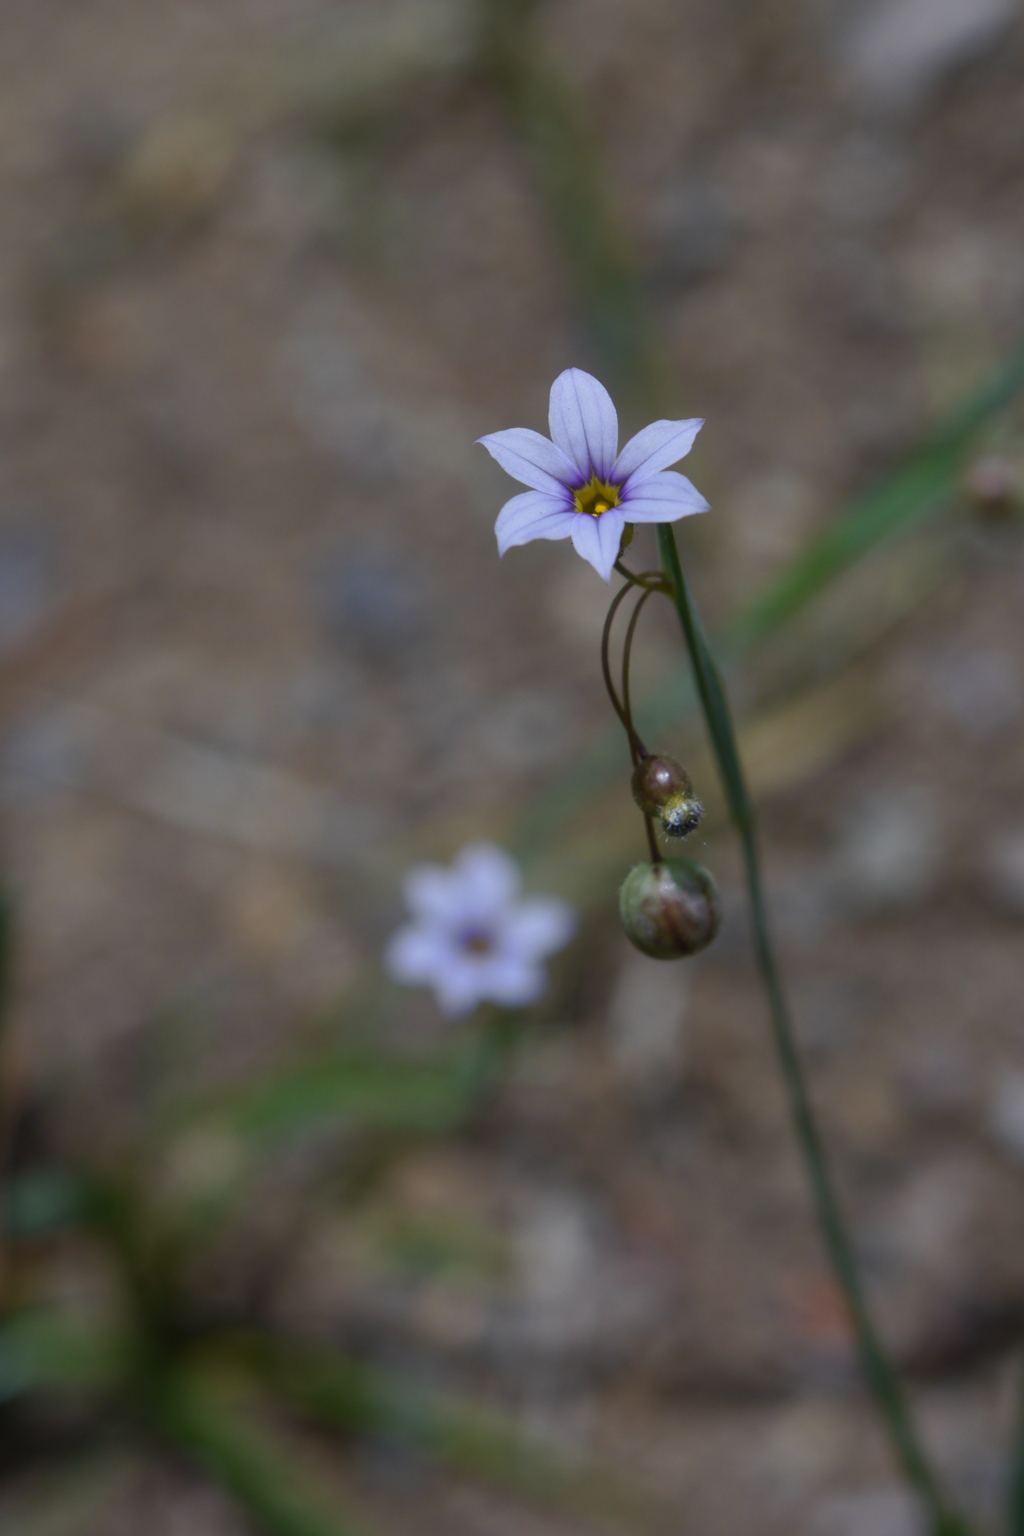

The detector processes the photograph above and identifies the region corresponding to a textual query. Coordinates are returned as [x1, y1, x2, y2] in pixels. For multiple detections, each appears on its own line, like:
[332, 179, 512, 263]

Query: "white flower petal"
[403, 864, 463, 923]
[620, 469, 710, 523]
[613, 418, 703, 488]
[569, 509, 626, 582]
[433, 959, 490, 1016]
[384, 924, 450, 983]
[477, 428, 579, 494]
[477, 956, 547, 1008]
[548, 368, 618, 482]
[495, 491, 577, 554]
[455, 842, 520, 911]
[503, 897, 577, 959]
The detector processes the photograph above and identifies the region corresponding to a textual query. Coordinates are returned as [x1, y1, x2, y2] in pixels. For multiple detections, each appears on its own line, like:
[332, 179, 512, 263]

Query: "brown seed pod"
[631, 754, 702, 838]
[618, 859, 721, 959]
[964, 454, 1019, 519]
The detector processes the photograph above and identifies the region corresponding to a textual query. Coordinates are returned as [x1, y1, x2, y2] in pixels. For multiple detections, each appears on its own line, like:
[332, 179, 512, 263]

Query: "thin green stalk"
[656, 523, 969, 1536]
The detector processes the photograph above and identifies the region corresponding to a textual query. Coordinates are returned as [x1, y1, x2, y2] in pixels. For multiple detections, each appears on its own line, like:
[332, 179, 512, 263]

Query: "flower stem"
[619, 585, 661, 863]
[655, 523, 969, 1536]
[621, 586, 655, 747]
[600, 580, 643, 747]
[601, 578, 660, 863]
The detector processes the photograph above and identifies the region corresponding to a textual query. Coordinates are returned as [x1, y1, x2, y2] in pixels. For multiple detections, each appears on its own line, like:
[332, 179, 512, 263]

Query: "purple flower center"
[458, 926, 495, 956]
[572, 473, 621, 518]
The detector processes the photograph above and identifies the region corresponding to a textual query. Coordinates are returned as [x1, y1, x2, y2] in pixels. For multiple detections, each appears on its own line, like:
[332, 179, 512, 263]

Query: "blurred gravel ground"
[2, 1, 1024, 1533]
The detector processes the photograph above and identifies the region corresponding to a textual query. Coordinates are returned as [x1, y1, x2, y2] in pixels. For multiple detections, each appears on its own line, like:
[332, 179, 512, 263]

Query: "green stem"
[656, 523, 969, 1536]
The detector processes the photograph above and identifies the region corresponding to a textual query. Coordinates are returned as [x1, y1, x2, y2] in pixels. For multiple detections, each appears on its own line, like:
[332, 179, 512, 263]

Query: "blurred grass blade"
[151, 1361, 366, 1536]
[482, 0, 659, 410]
[253, 1337, 662, 1530]
[1009, 1360, 1024, 1534]
[0, 1309, 125, 1404]
[231, 1018, 516, 1142]
[0, 891, 13, 1043]
[0, 889, 16, 1233]
[721, 341, 1024, 657]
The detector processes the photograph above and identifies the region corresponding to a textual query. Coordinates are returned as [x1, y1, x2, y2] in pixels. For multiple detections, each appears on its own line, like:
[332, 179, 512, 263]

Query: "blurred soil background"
[2, 1, 1024, 1534]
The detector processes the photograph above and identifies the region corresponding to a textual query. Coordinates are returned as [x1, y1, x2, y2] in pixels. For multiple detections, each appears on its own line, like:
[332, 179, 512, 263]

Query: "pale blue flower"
[478, 368, 710, 581]
[385, 842, 575, 1015]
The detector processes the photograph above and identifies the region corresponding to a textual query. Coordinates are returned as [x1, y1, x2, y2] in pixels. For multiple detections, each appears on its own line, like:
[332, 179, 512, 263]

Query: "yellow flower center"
[573, 474, 621, 517]
[460, 928, 494, 956]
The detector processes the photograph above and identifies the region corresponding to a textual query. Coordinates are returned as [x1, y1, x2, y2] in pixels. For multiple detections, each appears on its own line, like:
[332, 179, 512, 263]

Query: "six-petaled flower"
[384, 842, 576, 1016]
[478, 368, 710, 581]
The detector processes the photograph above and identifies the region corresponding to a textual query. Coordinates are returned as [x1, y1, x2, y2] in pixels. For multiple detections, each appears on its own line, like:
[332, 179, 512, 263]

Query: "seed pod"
[964, 454, 1018, 519]
[631, 754, 703, 838]
[619, 859, 721, 959]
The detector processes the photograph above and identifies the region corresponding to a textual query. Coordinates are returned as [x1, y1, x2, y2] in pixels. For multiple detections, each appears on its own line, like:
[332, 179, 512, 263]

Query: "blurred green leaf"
[4, 1169, 91, 1239]
[254, 1338, 663, 1530]
[721, 342, 1024, 657]
[0, 1309, 125, 1404]
[367, 1205, 506, 1281]
[230, 1019, 516, 1144]
[0, 889, 13, 1039]
[151, 1360, 367, 1536]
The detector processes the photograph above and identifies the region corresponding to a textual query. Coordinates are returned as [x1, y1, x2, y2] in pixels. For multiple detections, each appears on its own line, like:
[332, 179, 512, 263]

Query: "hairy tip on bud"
[631, 754, 703, 838]
[619, 859, 721, 959]
[661, 792, 703, 837]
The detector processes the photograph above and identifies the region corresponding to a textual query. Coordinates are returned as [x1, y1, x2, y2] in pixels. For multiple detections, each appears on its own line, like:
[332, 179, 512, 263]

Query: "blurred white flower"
[385, 842, 575, 1015]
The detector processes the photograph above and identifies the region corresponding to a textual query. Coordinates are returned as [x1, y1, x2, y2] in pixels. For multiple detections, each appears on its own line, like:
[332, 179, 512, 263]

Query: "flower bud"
[631, 754, 703, 838]
[619, 859, 721, 959]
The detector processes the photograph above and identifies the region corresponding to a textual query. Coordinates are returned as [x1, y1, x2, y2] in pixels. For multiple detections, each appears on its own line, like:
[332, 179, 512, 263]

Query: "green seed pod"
[619, 859, 721, 959]
[631, 754, 703, 838]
